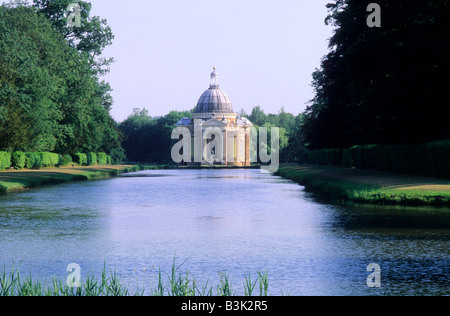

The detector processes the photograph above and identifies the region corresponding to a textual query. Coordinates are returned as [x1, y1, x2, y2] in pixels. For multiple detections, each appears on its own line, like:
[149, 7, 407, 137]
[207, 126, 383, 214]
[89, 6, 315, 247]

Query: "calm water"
[1, 168, 450, 296]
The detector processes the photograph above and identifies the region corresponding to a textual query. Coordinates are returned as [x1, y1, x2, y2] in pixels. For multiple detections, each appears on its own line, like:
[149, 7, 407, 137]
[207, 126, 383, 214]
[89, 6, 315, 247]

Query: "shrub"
[74, 153, 87, 166]
[38, 152, 59, 167]
[25, 152, 37, 169]
[33, 152, 43, 168]
[341, 148, 354, 168]
[59, 154, 73, 167]
[97, 152, 108, 165]
[39, 152, 51, 167]
[11, 151, 26, 169]
[307, 140, 450, 178]
[0, 151, 11, 170]
[50, 153, 59, 166]
[109, 147, 126, 165]
[87, 152, 97, 166]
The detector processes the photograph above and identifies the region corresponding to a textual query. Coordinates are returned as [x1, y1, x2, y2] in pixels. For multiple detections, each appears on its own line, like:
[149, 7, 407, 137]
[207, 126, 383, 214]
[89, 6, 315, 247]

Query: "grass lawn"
[0, 165, 139, 194]
[275, 164, 450, 206]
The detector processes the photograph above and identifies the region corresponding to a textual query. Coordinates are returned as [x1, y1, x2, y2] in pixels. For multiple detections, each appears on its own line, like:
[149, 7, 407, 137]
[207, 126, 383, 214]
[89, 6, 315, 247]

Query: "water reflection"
[0, 169, 449, 295]
[328, 203, 450, 231]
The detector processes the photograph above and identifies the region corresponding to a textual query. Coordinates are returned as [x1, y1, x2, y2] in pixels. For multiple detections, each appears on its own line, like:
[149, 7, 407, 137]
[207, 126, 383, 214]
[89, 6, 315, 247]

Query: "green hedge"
[59, 154, 73, 167]
[308, 140, 450, 178]
[39, 152, 60, 167]
[97, 152, 108, 166]
[0, 151, 11, 170]
[73, 153, 111, 166]
[24, 152, 43, 169]
[74, 153, 88, 166]
[1, 152, 113, 170]
[87, 152, 97, 166]
[11, 151, 26, 169]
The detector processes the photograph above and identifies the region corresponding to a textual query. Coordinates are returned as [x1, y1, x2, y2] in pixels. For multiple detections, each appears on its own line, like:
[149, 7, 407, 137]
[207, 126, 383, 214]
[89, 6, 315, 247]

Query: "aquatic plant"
[0, 261, 273, 297]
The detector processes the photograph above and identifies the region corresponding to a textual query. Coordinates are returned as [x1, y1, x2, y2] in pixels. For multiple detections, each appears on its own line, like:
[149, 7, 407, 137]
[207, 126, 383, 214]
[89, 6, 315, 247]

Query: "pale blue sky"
[6, 0, 335, 122]
[96, 0, 334, 122]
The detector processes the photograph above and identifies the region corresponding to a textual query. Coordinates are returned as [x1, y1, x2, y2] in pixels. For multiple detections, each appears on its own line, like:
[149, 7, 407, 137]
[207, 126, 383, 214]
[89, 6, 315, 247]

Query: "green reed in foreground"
[0, 261, 273, 297]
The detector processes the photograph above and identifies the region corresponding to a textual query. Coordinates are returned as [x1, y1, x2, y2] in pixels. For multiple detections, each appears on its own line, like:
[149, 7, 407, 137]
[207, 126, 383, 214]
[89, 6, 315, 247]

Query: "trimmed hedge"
[59, 154, 73, 167]
[1, 152, 113, 170]
[11, 151, 26, 169]
[74, 153, 88, 166]
[39, 152, 60, 167]
[87, 152, 97, 166]
[0, 151, 11, 170]
[97, 152, 108, 166]
[308, 140, 450, 178]
[25, 152, 37, 169]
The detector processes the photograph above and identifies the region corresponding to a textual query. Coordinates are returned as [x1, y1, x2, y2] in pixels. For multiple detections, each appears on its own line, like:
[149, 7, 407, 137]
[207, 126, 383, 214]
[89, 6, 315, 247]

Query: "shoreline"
[0, 165, 143, 194]
[2, 163, 449, 206]
[275, 164, 450, 206]
[0, 164, 259, 194]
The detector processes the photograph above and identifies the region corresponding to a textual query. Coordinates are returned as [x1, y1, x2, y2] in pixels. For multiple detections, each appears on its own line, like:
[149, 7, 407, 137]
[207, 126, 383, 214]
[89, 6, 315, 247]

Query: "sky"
[5, 0, 335, 122]
[88, 0, 335, 122]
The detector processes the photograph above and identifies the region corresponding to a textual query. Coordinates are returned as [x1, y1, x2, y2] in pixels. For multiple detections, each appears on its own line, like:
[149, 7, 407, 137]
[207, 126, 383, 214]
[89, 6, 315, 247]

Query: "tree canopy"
[0, 2, 122, 161]
[119, 106, 301, 164]
[302, 0, 450, 150]
[119, 109, 192, 163]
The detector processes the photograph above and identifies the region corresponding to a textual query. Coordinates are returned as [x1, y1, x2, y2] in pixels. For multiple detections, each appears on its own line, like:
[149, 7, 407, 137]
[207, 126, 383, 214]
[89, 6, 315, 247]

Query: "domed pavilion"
[176, 68, 253, 166]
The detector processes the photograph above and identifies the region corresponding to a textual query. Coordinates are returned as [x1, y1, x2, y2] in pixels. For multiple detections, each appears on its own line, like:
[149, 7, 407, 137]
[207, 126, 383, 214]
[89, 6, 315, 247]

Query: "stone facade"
[176, 68, 253, 166]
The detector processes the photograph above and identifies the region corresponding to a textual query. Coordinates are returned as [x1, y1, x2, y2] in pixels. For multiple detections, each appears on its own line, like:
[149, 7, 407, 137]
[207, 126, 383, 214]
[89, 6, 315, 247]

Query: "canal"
[1, 169, 450, 295]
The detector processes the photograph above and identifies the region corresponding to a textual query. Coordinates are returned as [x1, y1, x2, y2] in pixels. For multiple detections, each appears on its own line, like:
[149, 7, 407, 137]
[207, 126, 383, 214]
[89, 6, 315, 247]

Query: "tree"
[0, 5, 64, 151]
[249, 106, 267, 126]
[283, 113, 307, 163]
[245, 106, 300, 163]
[0, 3, 123, 158]
[119, 109, 192, 163]
[277, 107, 296, 135]
[33, 0, 115, 76]
[303, 0, 450, 150]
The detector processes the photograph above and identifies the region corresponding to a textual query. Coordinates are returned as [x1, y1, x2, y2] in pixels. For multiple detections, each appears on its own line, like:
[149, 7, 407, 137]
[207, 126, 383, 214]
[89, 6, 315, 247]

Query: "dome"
[194, 68, 234, 114]
[195, 87, 234, 113]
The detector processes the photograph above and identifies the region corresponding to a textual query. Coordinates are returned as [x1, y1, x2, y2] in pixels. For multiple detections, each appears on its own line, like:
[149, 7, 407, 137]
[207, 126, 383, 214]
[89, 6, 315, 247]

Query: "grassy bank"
[275, 164, 450, 206]
[0, 165, 145, 194]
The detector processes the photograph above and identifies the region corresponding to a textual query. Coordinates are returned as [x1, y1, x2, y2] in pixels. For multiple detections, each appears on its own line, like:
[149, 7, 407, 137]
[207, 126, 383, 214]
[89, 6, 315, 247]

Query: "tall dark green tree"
[0, 2, 123, 159]
[248, 106, 267, 127]
[244, 106, 298, 163]
[119, 109, 192, 163]
[302, 0, 450, 150]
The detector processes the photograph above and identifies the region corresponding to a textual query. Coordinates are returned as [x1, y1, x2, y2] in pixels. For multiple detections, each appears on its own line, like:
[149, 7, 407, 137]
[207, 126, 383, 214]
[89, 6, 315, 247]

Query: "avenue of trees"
[1, 0, 448, 172]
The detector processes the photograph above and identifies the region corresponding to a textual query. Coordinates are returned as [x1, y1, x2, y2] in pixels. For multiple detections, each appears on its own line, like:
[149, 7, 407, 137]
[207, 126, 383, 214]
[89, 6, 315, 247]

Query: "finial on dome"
[210, 67, 219, 88]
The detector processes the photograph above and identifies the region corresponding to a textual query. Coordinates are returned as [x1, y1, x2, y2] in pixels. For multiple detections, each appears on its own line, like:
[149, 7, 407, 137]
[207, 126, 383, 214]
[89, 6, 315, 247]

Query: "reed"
[217, 272, 234, 296]
[0, 261, 275, 296]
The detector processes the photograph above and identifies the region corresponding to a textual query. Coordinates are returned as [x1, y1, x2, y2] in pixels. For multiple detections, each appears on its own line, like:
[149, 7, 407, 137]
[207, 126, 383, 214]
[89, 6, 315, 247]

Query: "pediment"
[202, 118, 228, 127]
